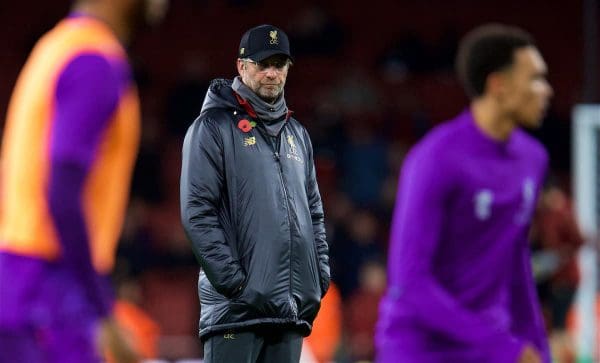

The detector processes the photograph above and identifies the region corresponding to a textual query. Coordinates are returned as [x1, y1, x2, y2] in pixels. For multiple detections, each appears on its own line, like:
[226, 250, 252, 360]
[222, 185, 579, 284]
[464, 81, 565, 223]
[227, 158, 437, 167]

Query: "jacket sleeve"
[386, 146, 525, 363]
[180, 117, 245, 298]
[304, 128, 330, 297]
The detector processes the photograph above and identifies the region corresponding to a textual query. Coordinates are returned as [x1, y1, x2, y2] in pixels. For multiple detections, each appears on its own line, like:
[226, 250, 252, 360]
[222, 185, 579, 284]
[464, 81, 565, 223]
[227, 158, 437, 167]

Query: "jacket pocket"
[198, 270, 227, 305]
[311, 243, 327, 297]
[231, 283, 295, 320]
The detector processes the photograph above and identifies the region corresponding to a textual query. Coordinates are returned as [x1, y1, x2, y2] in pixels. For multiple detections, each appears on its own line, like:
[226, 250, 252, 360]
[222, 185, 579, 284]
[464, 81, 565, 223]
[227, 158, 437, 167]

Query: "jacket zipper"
[267, 129, 298, 320]
[271, 138, 298, 319]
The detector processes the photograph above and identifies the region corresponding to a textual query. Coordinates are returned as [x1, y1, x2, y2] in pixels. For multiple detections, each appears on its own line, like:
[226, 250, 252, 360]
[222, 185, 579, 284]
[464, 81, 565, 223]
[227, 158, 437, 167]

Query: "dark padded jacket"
[180, 79, 330, 339]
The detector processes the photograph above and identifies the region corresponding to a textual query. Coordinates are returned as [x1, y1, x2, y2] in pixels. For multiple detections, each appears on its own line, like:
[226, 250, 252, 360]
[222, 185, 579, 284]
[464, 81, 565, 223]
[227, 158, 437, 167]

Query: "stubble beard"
[257, 85, 283, 104]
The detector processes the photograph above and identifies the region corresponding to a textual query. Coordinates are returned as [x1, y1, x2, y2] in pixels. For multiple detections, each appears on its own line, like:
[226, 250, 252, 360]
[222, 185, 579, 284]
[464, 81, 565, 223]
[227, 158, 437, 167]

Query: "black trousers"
[203, 329, 303, 363]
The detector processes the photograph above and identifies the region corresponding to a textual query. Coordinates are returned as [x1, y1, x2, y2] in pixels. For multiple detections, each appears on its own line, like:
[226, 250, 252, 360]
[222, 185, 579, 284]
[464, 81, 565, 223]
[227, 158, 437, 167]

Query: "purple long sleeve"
[381, 146, 523, 362]
[376, 110, 550, 363]
[509, 243, 552, 362]
[47, 53, 126, 317]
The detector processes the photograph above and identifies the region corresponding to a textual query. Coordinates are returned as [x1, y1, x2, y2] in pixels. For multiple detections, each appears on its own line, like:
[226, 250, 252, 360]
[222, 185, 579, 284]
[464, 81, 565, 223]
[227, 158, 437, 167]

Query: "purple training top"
[375, 109, 551, 363]
[0, 51, 130, 328]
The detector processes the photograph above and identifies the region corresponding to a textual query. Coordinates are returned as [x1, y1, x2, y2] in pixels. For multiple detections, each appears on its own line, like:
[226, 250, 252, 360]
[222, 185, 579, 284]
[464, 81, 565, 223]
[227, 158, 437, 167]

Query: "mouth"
[262, 85, 280, 91]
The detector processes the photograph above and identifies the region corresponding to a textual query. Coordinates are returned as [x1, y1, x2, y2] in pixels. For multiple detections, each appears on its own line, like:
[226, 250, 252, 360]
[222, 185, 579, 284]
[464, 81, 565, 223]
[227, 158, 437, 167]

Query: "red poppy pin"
[237, 119, 256, 133]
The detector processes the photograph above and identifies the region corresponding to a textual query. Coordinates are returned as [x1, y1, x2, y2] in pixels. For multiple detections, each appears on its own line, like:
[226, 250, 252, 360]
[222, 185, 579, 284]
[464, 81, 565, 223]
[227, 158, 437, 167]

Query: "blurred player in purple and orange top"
[375, 24, 553, 363]
[0, 0, 168, 362]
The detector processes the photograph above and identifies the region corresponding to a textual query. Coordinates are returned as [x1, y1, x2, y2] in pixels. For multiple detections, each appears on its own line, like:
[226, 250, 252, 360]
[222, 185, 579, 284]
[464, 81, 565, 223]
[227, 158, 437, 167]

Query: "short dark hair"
[456, 24, 535, 98]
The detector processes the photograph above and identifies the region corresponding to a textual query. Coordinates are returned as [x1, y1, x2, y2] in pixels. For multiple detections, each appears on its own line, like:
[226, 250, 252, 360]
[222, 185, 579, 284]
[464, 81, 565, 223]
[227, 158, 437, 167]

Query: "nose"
[264, 67, 279, 77]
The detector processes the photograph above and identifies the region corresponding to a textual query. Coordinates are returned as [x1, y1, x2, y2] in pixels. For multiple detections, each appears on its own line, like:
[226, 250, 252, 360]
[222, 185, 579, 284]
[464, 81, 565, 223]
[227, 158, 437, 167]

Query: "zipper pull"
[274, 152, 280, 161]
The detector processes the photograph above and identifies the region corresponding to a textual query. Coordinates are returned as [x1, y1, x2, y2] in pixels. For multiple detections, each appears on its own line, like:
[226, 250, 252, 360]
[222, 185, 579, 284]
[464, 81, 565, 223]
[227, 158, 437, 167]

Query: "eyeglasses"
[243, 58, 290, 73]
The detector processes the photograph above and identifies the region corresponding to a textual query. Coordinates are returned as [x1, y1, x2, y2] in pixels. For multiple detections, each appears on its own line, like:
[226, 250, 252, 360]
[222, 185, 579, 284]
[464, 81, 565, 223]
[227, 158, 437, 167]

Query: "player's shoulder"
[57, 53, 129, 99]
[40, 16, 125, 57]
[400, 115, 466, 187]
[513, 128, 549, 165]
[409, 113, 469, 159]
[63, 53, 119, 74]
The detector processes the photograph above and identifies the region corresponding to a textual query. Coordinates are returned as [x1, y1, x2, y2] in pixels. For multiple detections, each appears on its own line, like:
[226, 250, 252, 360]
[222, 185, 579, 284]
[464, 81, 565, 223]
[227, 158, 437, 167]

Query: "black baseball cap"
[238, 24, 292, 62]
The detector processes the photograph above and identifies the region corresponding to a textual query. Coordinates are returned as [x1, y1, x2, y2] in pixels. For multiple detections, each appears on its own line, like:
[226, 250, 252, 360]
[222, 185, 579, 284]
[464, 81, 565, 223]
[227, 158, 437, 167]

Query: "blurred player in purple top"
[0, 0, 168, 362]
[375, 24, 553, 363]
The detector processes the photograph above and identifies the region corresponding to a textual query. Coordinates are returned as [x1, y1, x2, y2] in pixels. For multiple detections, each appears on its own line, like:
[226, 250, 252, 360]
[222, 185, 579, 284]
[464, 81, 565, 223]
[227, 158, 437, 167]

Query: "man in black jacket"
[180, 24, 330, 363]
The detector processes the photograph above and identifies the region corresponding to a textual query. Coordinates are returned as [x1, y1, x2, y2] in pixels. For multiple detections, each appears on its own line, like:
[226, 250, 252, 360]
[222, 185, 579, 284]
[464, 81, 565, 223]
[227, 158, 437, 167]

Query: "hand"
[517, 344, 542, 363]
[98, 317, 140, 363]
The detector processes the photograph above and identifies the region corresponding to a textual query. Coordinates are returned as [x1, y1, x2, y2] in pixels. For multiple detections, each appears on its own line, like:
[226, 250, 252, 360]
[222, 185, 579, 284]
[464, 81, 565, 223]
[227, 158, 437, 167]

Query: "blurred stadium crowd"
[0, 0, 594, 362]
